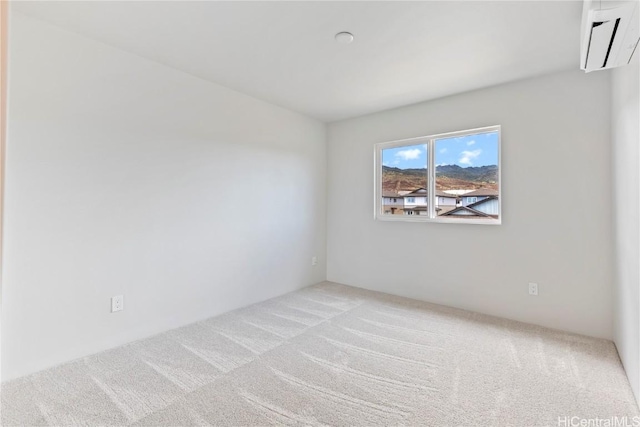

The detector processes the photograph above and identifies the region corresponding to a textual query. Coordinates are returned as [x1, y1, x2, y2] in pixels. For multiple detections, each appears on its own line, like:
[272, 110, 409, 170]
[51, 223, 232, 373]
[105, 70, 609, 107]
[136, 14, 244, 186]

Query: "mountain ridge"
[382, 164, 498, 191]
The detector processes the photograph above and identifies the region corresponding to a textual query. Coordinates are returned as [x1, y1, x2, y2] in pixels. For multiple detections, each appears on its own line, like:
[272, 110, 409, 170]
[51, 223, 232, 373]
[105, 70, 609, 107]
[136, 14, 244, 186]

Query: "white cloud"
[467, 140, 476, 146]
[459, 149, 482, 165]
[439, 148, 447, 154]
[395, 148, 422, 161]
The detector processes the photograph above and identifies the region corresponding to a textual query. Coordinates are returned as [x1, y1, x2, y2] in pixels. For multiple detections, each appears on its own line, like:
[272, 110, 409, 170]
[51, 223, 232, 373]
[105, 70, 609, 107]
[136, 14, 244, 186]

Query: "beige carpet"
[1, 282, 638, 426]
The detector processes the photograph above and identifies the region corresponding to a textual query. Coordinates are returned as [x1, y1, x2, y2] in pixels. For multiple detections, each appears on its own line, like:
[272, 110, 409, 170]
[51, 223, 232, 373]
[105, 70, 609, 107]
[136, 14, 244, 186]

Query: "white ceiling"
[13, 1, 583, 122]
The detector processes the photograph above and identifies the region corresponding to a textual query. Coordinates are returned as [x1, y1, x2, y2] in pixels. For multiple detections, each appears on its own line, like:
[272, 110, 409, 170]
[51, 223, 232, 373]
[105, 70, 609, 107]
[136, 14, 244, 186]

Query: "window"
[375, 125, 500, 224]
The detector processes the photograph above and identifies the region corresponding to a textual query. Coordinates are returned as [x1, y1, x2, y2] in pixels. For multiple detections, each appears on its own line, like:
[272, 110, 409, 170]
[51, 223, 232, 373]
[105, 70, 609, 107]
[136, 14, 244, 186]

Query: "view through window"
[377, 126, 500, 223]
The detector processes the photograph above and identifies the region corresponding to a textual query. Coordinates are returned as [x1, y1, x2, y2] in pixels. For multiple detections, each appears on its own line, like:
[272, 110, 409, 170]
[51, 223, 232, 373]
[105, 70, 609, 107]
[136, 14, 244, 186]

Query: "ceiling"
[13, 1, 583, 122]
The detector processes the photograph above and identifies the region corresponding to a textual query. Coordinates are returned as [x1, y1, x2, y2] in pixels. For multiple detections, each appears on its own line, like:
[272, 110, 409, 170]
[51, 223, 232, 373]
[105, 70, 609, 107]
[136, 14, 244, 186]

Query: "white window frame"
[374, 125, 501, 225]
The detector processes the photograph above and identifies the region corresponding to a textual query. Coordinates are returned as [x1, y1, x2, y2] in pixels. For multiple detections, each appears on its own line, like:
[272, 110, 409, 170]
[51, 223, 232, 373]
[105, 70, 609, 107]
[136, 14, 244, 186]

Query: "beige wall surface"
[612, 55, 640, 405]
[1, 12, 327, 381]
[327, 69, 613, 339]
[0, 0, 8, 386]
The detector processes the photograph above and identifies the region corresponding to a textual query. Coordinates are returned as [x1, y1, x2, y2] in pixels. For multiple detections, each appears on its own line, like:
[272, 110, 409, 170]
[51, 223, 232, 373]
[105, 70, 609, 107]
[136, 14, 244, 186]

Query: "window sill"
[375, 214, 501, 225]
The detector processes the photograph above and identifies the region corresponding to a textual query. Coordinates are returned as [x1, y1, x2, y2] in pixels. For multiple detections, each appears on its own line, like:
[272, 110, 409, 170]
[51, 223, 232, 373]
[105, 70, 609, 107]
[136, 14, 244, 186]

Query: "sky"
[382, 131, 499, 169]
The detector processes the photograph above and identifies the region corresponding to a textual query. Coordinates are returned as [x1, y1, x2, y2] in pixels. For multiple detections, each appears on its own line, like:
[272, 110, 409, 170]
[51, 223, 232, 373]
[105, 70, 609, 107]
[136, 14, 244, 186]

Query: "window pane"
[434, 131, 499, 220]
[381, 143, 428, 216]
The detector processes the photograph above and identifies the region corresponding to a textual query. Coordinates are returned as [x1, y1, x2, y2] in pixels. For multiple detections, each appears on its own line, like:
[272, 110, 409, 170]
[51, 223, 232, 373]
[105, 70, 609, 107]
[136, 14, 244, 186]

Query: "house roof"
[462, 188, 499, 197]
[440, 205, 492, 217]
[398, 188, 457, 198]
[383, 189, 492, 199]
[405, 188, 428, 195]
[435, 206, 458, 215]
[435, 191, 457, 198]
[468, 196, 498, 208]
[382, 191, 404, 198]
[440, 196, 498, 218]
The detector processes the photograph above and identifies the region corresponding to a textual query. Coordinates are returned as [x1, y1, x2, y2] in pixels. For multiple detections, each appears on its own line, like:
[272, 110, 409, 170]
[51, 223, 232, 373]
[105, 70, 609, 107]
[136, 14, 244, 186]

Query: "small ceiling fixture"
[335, 32, 354, 44]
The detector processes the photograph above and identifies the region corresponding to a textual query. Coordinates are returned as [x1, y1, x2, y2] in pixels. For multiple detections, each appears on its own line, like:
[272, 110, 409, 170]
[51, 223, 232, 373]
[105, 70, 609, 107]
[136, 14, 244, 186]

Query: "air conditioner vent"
[580, 1, 639, 72]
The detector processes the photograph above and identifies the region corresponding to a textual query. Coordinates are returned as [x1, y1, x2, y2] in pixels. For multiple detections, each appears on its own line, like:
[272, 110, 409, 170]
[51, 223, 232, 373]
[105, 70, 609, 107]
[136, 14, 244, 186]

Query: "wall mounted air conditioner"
[580, 0, 639, 72]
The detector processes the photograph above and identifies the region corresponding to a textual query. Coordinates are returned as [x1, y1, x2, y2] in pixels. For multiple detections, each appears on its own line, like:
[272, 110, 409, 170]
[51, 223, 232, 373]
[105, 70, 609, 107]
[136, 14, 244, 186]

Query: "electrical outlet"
[528, 283, 538, 296]
[111, 295, 124, 312]
[311, 256, 318, 266]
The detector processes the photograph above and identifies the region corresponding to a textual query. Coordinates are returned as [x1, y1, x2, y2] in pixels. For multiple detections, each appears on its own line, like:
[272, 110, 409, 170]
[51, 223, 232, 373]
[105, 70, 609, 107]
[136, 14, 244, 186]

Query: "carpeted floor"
[1, 281, 638, 426]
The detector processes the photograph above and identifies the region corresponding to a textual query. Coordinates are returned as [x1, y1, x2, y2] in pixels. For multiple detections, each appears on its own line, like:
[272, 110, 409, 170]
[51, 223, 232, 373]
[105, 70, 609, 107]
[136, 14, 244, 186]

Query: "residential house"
[436, 190, 458, 206]
[383, 188, 467, 216]
[381, 187, 499, 218]
[382, 191, 404, 215]
[441, 196, 499, 219]
[402, 188, 428, 215]
[460, 188, 499, 206]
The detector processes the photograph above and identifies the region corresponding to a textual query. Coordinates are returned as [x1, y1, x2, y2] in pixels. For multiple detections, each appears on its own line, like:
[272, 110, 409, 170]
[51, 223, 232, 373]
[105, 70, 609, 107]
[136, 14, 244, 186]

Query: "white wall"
[612, 55, 640, 404]
[327, 70, 613, 339]
[1, 12, 326, 381]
